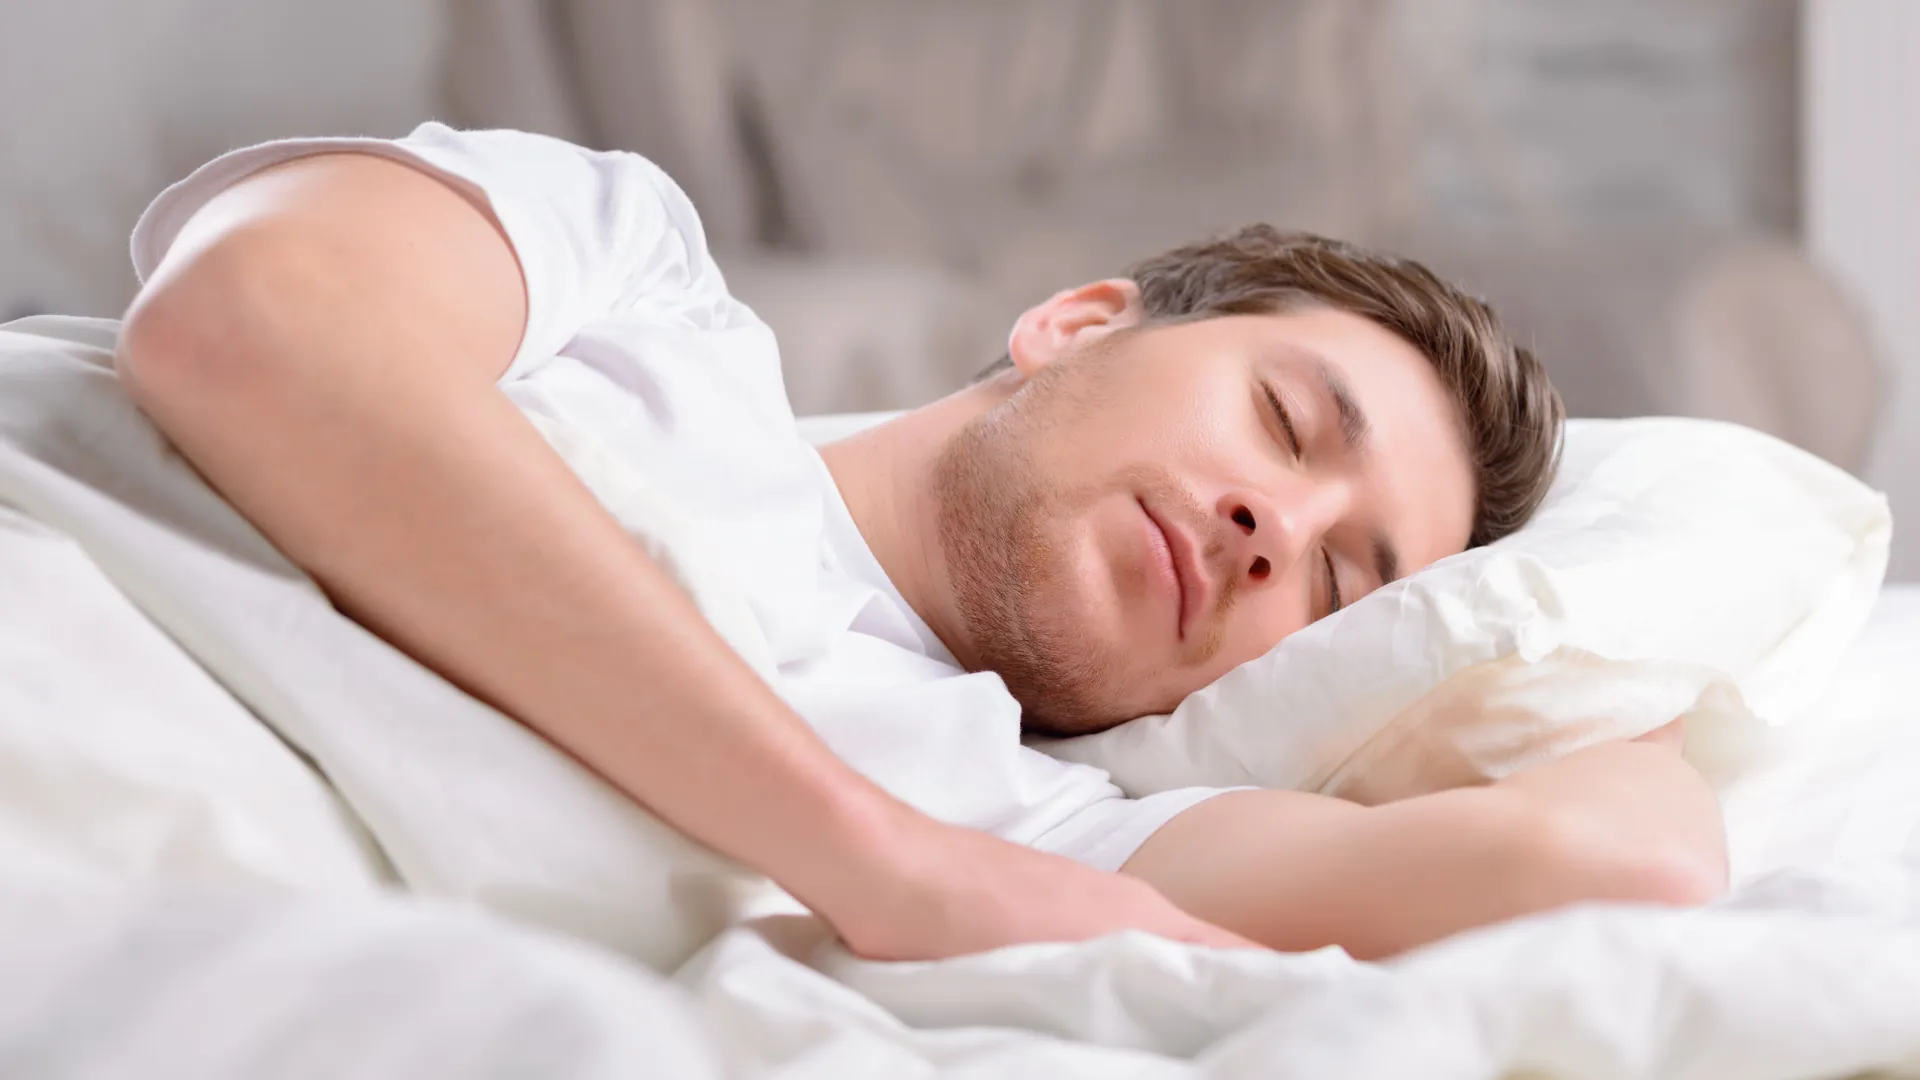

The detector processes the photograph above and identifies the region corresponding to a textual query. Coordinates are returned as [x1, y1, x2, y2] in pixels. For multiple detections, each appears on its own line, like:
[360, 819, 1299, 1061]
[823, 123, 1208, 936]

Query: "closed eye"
[1263, 382, 1302, 457]
[1323, 548, 1343, 616]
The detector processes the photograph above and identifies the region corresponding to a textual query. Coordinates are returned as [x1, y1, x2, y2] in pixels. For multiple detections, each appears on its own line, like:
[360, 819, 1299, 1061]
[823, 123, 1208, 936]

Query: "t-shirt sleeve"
[1023, 783, 1245, 873]
[129, 122, 750, 385]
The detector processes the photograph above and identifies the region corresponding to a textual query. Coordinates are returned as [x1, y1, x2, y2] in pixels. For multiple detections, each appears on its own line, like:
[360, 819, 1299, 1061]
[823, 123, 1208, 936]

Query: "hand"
[811, 817, 1265, 961]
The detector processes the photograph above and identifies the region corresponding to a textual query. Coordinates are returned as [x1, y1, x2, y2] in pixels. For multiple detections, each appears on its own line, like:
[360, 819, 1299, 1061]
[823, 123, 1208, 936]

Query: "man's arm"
[116, 151, 1255, 960]
[1124, 723, 1726, 960]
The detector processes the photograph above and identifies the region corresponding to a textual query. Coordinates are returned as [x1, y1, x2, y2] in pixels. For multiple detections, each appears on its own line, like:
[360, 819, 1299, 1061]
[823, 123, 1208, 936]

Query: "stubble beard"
[932, 404, 1117, 736]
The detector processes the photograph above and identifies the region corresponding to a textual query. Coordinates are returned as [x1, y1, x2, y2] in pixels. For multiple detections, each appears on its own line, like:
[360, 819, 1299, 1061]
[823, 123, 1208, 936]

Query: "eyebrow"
[1295, 349, 1400, 587]
[1308, 354, 1372, 454]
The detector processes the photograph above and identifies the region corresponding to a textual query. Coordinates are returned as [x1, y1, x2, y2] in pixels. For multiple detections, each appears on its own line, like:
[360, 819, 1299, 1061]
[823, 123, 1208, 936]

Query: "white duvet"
[5, 317, 1920, 1079]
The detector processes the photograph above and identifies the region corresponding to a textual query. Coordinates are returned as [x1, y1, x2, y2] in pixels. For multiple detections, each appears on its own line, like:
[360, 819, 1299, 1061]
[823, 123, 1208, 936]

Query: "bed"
[3, 325, 1919, 1078]
[0, 588, 1913, 1078]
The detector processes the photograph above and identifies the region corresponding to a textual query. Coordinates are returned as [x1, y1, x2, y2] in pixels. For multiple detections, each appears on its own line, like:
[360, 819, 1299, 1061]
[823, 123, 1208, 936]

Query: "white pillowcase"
[1032, 417, 1892, 803]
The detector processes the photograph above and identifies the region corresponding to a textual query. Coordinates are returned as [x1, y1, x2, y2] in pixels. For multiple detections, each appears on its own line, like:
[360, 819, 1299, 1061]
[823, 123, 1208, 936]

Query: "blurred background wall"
[0, 0, 1910, 579]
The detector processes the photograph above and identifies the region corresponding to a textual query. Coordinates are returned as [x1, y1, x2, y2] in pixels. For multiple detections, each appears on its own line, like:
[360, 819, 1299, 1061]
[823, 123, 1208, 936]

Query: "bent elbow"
[117, 229, 293, 410]
[1617, 844, 1728, 907]
[1531, 809, 1728, 911]
[116, 279, 206, 407]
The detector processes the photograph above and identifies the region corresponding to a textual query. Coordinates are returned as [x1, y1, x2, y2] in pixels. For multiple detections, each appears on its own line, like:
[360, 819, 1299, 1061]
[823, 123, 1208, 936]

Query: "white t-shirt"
[129, 123, 1228, 872]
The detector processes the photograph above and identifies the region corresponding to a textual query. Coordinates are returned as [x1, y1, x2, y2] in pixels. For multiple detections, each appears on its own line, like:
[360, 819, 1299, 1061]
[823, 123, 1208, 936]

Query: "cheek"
[1138, 382, 1248, 461]
[1058, 506, 1126, 626]
[1020, 355, 1252, 489]
[1023, 492, 1140, 642]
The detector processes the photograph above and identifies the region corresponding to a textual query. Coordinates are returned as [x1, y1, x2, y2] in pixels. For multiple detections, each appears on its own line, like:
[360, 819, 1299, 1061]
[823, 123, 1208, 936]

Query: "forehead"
[1166, 309, 1477, 567]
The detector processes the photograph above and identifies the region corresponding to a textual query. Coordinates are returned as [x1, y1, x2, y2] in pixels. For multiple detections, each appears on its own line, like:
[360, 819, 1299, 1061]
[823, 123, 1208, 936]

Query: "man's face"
[934, 305, 1476, 734]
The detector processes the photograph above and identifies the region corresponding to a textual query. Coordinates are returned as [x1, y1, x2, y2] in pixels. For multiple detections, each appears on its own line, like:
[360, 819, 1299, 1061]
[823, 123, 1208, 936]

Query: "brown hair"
[983, 225, 1564, 547]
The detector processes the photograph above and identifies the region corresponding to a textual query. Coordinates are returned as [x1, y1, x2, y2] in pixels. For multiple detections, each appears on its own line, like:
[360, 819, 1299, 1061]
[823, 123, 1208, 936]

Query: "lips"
[1141, 500, 1210, 640]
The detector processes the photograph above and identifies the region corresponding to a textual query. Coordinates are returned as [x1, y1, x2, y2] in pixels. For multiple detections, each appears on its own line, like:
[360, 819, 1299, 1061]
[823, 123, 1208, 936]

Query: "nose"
[1217, 481, 1348, 586]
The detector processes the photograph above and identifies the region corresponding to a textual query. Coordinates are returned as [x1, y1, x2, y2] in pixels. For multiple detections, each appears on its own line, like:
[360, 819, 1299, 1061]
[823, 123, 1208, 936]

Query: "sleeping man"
[116, 125, 1727, 962]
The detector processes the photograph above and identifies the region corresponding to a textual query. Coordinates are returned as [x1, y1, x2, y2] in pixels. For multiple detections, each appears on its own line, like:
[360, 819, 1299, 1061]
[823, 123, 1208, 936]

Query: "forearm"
[116, 155, 914, 921]
[1126, 738, 1726, 960]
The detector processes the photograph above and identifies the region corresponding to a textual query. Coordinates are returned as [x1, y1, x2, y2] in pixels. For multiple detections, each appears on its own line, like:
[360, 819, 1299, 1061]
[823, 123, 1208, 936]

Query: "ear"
[1006, 278, 1144, 378]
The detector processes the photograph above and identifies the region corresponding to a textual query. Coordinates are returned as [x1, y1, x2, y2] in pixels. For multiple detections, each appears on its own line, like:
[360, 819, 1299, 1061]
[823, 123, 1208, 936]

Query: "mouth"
[1140, 499, 1207, 641]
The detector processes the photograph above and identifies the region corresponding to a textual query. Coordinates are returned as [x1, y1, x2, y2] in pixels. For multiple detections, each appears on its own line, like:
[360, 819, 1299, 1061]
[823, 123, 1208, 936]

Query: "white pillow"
[1036, 418, 1892, 803]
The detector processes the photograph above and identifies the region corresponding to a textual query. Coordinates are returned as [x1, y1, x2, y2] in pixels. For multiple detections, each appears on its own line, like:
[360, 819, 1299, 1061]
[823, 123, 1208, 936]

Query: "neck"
[818, 379, 1013, 672]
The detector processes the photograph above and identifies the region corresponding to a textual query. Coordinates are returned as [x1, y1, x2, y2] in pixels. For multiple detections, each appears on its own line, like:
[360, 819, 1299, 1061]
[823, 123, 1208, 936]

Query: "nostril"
[1249, 556, 1270, 580]
[1231, 506, 1256, 533]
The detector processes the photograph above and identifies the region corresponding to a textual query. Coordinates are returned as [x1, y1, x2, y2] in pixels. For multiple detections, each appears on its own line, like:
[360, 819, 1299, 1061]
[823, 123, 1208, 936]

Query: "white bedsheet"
[5, 319, 1920, 1077]
[6, 634, 1919, 1080]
